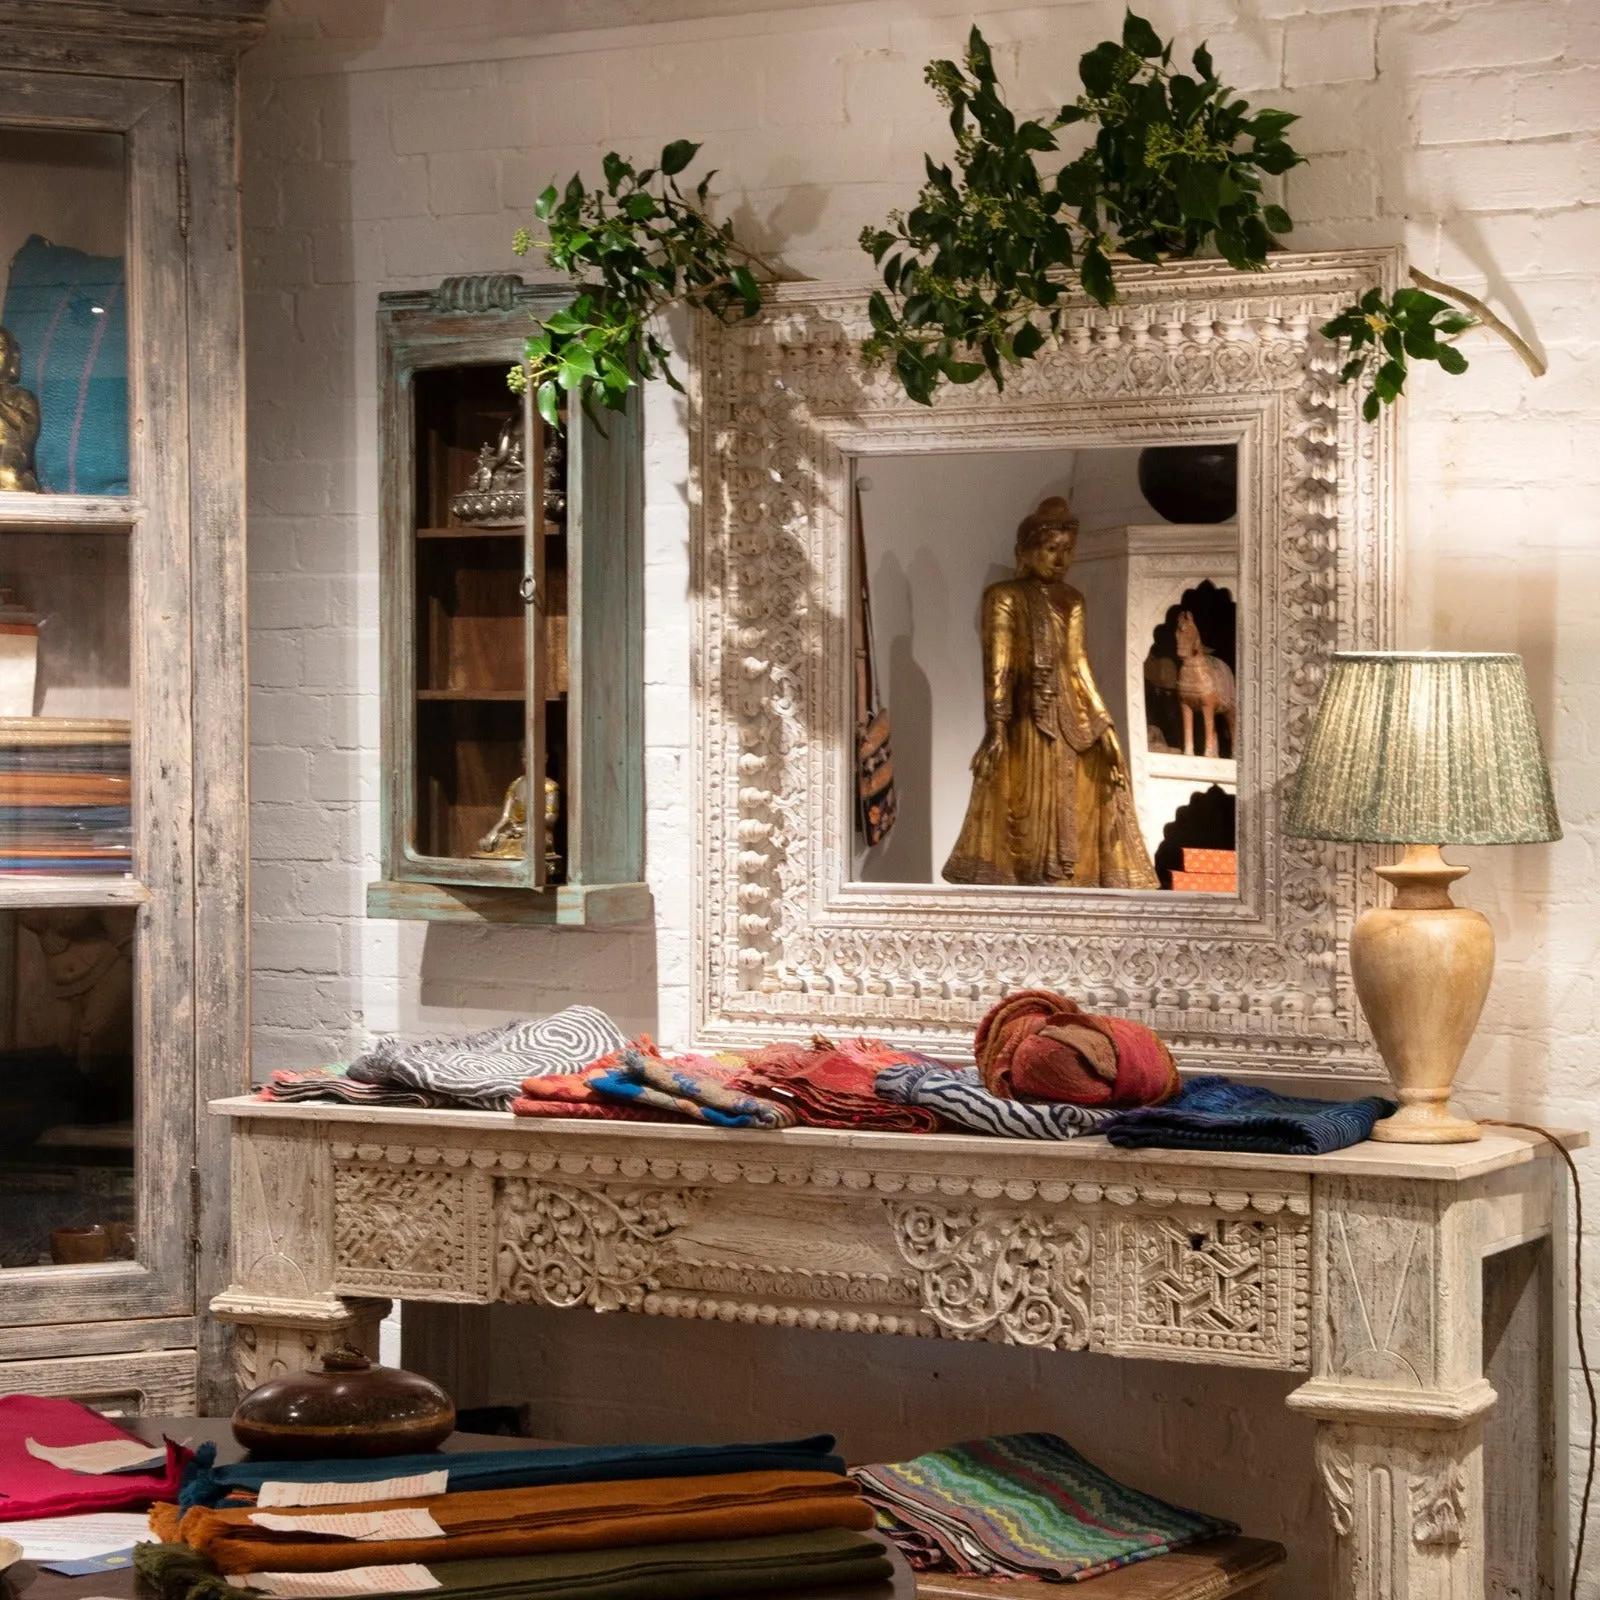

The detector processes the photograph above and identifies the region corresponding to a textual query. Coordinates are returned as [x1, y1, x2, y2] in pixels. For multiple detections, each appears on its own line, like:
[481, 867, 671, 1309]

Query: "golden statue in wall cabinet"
[0, 327, 40, 493]
[942, 496, 1158, 889]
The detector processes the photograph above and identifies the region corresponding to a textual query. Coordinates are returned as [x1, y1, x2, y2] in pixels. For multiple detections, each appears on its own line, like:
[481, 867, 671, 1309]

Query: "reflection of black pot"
[1138, 444, 1237, 524]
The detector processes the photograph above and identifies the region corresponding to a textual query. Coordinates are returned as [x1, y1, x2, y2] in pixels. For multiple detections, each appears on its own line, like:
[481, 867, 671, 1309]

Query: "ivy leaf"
[534, 184, 558, 221]
[966, 26, 995, 80]
[1080, 243, 1115, 305]
[730, 263, 761, 308]
[1079, 39, 1123, 96]
[535, 379, 561, 431]
[1250, 108, 1299, 139]
[1192, 41, 1215, 81]
[1173, 159, 1221, 222]
[1373, 358, 1406, 402]
[1012, 320, 1045, 359]
[1263, 204, 1293, 234]
[659, 139, 700, 175]
[1122, 9, 1165, 57]
[1437, 343, 1469, 375]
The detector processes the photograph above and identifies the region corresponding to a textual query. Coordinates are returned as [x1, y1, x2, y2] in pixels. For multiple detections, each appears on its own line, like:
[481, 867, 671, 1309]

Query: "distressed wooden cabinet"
[211, 1100, 1581, 1600]
[366, 275, 648, 927]
[0, 1, 262, 1414]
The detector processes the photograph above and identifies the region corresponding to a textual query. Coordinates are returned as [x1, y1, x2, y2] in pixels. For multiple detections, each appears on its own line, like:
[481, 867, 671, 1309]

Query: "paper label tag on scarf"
[227, 1566, 442, 1596]
[25, 1437, 167, 1475]
[256, 1472, 450, 1509]
[247, 1510, 445, 1541]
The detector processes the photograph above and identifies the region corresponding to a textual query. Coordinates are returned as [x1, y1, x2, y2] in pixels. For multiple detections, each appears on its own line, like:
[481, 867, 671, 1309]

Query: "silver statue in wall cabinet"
[451, 415, 525, 528]
[450, 414, 567, 530]
[942, 496, 1158, 889]
[0, 327, 41, 493]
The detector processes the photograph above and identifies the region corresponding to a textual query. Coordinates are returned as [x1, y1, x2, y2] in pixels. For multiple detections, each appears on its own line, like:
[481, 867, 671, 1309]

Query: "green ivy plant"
[1320, 285, 1474, 422]
[1321, 267, 1546, 417]
[509, 140, 773, 428]
[859, 11, 1304, 404]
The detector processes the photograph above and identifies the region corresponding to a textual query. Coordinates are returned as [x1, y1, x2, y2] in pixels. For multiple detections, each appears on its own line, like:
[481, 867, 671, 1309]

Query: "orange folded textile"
[151, 1470, 874, 1575]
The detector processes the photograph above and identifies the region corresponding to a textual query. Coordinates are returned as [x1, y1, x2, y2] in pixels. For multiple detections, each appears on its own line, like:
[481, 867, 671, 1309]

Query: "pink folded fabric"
[0, 1394, 185, 1520]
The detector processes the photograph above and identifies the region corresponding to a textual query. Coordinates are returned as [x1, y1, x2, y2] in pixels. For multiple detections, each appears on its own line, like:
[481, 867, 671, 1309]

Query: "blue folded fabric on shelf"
[875, 1060, 1115, 1140]
[179, 1434, 846, 1510]
[2, 234, 130, 496]
[1104, 1075, 1394, 1155]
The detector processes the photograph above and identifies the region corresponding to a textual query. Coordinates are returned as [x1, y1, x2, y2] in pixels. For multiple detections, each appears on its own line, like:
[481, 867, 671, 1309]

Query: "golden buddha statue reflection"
[942, 495, 1158, 889]
[0, 327, 40, 493]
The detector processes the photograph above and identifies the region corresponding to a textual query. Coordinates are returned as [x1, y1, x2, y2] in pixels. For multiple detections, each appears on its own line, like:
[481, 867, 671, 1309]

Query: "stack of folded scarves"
[259, 1009, 629, 1112]
[738, 1036, 941, 1132]
[150, 1434, 890, 1600]
[512, 1041, 792, 1127]
[852, 1431, 1235, 1582]
[0, 1394, 186, 1519]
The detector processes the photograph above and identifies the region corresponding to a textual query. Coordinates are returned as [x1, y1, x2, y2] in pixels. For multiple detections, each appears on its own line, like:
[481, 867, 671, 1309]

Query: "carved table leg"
[1312, 1415, 1484, 1598]
[206, 1115, 390, 1400]
[1289, 1174, 1501, 1600]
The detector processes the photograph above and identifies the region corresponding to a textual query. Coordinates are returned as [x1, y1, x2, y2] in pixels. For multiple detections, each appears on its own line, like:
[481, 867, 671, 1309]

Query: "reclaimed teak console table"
[209, 1098, 1581, 1599]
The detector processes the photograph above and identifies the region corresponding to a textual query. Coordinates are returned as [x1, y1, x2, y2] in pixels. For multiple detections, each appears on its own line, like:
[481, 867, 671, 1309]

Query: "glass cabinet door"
[0, 73, 195, 1327]
[390, 344, 567, 891]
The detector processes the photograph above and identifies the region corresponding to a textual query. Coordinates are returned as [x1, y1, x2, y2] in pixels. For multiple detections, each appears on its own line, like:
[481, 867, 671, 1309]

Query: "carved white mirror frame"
[691, 248, 1398, 1079]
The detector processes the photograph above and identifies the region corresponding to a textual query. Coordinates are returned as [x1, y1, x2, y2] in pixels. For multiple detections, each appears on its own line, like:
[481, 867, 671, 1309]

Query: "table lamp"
[1285, 652, 1560, 1143]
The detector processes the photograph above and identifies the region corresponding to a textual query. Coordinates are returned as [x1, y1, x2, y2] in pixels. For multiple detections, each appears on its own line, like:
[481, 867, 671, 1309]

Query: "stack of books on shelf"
[0, 718, 131, 874]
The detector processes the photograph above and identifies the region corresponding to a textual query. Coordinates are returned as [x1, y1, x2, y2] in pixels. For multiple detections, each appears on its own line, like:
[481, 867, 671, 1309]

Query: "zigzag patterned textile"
[875, 1061, 1115, 1140]
[851, 1432, 1236, 1581]
[346, 1007, 626, 1109]
[1104, 1075, 1394, 1155]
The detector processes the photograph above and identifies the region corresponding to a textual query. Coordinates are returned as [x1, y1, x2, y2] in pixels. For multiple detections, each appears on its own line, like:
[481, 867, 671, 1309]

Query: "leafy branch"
[510, 140, 778, 428]
[860, 10, 1304, 404]
[1321, 267, 1547, 419]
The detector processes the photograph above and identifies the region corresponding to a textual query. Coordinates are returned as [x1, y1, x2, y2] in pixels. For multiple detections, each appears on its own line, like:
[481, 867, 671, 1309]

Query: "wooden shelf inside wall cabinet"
[415, 526, 521, 540]
[0, 492, 140, 531]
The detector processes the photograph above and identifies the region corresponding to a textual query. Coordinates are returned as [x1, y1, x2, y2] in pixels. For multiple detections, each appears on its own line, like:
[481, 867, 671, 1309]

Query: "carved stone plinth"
[210, 1098, 1579, 1600]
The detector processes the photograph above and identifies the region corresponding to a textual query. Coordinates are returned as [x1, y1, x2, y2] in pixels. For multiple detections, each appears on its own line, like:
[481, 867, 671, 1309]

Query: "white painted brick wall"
[242, 3, 1600, 1592]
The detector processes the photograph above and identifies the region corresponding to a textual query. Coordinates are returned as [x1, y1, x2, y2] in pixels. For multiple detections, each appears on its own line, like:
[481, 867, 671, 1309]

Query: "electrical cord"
[1480, 1120, 1593, 1600]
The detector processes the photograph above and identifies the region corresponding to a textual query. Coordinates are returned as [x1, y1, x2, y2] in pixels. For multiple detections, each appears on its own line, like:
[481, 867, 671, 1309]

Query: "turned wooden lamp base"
[1354, 844, 1492, 1145]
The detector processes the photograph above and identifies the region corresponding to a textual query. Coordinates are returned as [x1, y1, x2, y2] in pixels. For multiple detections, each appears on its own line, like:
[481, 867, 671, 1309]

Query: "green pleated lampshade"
[1285, 652, 1561, 845]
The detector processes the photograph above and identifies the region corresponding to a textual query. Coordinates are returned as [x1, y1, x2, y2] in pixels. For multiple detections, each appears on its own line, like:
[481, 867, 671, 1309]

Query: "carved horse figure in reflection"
[1175, 610, 1235, 759]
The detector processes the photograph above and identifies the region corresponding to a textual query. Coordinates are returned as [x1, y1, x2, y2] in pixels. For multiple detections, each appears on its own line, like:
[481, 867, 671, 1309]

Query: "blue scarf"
[1105, 1075, 1393, 1155]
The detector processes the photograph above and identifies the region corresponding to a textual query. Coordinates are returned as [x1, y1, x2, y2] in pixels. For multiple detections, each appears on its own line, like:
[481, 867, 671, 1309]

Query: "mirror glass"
[852, 444, 1239, 894]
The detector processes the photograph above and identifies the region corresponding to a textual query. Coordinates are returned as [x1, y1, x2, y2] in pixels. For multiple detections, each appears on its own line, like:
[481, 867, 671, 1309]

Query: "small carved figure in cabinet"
[368, 274, 648, 927]
[0, 327, 40, 493]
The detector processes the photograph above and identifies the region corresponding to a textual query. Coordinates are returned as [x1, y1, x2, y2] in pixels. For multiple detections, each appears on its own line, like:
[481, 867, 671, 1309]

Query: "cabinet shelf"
[415, 526, 522, 540]
[415, 688, 526, 702]
[0, 492, 140, 530]
[0, 874, 149, 908]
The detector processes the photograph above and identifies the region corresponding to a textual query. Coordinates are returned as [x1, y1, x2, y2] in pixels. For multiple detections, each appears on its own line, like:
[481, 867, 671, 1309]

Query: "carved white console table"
[209, 1098, 1579, 1599]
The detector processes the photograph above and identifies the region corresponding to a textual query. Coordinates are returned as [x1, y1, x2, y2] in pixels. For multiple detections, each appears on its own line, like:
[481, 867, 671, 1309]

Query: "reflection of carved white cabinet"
[1072, 523, 1239, 860]
[212, 1100, 1577, 1600]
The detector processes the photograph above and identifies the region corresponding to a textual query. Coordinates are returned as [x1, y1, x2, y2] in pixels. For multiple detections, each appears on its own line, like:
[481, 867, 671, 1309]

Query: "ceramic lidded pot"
[231, 1347, 455, 1458]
